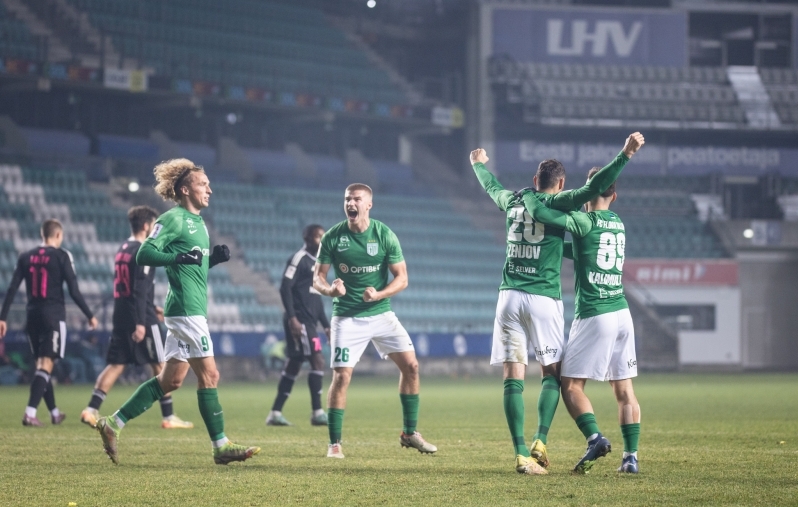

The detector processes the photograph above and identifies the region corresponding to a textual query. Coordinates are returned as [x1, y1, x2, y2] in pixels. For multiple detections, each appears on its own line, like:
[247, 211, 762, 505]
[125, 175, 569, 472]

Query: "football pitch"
[1, 373, 795, 506]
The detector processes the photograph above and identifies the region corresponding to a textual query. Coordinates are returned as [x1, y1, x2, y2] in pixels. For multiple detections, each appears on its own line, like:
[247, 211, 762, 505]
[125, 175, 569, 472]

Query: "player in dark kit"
[0, 219, 98, 426]
[266, 224, 331, 427]
[80, 206, 193, 430]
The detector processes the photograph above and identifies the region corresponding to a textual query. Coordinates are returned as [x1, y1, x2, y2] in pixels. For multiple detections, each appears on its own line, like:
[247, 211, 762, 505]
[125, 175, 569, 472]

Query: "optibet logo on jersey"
[338, 263, 349, 273]
[367, 241, 379, 256]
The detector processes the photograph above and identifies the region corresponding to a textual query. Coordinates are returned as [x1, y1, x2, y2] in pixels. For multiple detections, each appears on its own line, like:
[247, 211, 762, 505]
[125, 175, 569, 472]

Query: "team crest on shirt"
[367, 241, 378, 256]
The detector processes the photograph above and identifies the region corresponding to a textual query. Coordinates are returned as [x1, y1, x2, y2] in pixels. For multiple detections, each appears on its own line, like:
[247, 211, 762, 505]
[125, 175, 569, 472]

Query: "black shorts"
[26, 311, 67, 360]
[106, 323, 165, 366]
[283, 316, 323, 360]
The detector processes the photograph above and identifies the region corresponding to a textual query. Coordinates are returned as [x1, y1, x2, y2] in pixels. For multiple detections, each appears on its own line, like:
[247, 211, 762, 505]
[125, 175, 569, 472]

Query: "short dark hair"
[587, 166, 616, 198]
[535, 159, 566, 191]
[302, 224, 324, 241]
[128, 205, 159, 234]
[41, 219, 62, 239]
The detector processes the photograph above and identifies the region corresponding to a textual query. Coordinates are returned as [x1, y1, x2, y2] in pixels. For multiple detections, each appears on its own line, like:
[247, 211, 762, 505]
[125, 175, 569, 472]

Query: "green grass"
[1, 373, 797, 506]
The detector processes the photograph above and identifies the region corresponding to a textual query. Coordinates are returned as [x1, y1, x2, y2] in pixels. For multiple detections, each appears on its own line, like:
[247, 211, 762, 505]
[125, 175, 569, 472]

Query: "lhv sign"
[547, 19, 641, 57]
[491, 7, 687, 66]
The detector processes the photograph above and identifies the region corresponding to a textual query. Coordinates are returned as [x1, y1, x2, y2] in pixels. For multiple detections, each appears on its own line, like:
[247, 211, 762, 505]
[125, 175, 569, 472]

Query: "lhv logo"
[547, 19, 642, 57]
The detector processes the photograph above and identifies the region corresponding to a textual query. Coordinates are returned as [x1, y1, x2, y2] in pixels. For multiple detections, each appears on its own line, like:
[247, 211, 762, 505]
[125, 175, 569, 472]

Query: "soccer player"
[80, 206, 193, 430]
[469, 132, 643, 475]
[266, 224, 330, 427]
[95, 159, 259, 465]
[312, 183, 437, 459]
[521, 167, 641, 474]
[0, 219, 98, 426]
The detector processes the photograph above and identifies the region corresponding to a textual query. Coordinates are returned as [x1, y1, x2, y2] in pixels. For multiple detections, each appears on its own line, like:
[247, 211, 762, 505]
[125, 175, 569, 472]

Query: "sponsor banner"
[1, 330, 500, 358]
[431, 106, 465, 128]
[497, 140, 798, 176]
[2, 58, 38, 76]
[624, 259, 738, 286]
[103, 68, 148, 92]
[491, 7, 687, 66]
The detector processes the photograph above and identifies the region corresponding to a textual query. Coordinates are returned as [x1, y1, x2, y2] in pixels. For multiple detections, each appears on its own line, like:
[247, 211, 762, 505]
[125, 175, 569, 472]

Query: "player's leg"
[149, 361, 193, 429]
[609, 309, 640, 473]
[23, 317, 64, 426]
[81, 363, 125, 427]
[490, 291, 545, 474]
[43, 372, 65, 424]
[326, 366, 352, 457]
[267, 356, 303, 426]
[308, 351, 327, 425]
[325, 316, 371, 458]
[562, 314, 616, 473]
[525, 295, 564, 467]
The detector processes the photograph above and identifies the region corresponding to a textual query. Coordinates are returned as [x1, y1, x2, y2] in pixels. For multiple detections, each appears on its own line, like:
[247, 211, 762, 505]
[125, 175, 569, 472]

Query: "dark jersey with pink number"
[113, 239, 157, 331]
[0, 245, 94, 321]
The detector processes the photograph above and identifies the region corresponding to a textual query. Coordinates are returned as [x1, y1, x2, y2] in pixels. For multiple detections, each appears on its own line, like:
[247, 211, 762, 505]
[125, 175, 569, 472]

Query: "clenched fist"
[470, 149, 489, 165]
[329, 279, 346, 298]
[363, 287, 380, 302]
[622, 132, 645, 158]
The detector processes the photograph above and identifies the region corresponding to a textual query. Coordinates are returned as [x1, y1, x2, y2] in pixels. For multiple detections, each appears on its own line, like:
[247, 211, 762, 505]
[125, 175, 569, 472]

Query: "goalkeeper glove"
[209, 244, 230, 268]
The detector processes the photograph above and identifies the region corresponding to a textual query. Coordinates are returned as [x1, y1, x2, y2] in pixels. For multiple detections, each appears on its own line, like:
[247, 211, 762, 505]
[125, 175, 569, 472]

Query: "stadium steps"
[1, 0, 73, 62]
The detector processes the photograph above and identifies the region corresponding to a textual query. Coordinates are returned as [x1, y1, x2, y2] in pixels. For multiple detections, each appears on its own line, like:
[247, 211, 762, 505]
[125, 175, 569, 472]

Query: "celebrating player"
[80, 206, 193, 430]
[0, 219, 98, 426]
[521, 167, 641, 474]
[95, 159, 259, 465]
[469, 132, 643, 475]
[313, 183, 437, 458]
[266, 224, 330, 427]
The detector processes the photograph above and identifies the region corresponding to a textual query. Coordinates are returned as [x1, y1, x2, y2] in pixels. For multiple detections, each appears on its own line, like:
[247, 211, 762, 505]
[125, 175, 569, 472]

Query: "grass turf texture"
[0, 373, 796, 506]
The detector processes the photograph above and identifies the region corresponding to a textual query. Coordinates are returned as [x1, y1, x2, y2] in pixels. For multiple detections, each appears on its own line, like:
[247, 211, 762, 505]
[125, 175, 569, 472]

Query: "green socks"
[503, 378, 529, 457]
[533, 375, 560, 444]
[328, 408, 344, 444]
[197, 388, 226, 442]
[400, 394, 419, 435]
[117, 377, 165, 424]
[575, 412, 601, 440]
[621, 423, 640, 453]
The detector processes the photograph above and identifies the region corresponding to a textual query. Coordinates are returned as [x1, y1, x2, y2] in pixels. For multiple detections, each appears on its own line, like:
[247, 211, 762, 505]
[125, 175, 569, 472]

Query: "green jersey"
[521, 194, 629, 319]
[569, 211, 628, 319]
[317, 219, 404, 318]
[472, 152, 628, 299]
[136, 206, 210, 318]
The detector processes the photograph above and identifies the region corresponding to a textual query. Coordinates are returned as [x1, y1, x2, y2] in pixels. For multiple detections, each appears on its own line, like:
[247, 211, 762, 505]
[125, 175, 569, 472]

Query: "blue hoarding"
[492, 7, 687, 67]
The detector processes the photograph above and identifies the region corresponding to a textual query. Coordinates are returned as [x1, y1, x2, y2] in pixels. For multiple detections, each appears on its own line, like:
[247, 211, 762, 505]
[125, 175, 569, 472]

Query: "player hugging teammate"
[470, 132, 644, 475]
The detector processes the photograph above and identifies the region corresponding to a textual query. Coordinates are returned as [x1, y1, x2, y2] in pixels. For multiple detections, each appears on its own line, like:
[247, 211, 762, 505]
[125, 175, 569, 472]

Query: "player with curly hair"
[95, 159, 260, 465]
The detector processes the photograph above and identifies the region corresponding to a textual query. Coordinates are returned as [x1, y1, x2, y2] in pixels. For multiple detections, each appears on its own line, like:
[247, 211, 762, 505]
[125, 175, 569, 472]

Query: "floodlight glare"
[128, 181, 140, 193]
[743, 228, 754, 239]
[367, 0, 376, 8]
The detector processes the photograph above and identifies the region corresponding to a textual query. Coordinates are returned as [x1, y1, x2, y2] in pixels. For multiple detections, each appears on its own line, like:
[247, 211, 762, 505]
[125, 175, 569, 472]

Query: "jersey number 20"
[596, 232, 625, 271]
[507, 206, 544, 243]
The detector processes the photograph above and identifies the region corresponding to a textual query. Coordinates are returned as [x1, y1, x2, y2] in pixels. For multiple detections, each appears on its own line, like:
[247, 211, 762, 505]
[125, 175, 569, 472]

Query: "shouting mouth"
[346, 208, 358, 220]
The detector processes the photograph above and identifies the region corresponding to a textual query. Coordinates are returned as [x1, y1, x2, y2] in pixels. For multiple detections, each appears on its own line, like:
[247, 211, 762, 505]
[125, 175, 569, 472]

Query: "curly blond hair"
[152, 158, 204, 203]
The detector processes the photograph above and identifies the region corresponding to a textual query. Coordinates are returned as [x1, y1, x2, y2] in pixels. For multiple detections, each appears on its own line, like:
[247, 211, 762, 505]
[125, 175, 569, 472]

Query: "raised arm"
[550, 132, 644, 211]
[470, 148, 516, 212]
[521, 192, 593, 238]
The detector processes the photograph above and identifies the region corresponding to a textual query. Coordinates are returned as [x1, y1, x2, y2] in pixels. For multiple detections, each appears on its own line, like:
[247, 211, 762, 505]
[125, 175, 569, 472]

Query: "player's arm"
[363, 261, 408, 302]
[470, 149, 515, 211]
[550, 132, 644, 211]
[563, 242, 574, 260]
[136, 215, 202, 267]
[279, 259, 301, 338]
[313, 263, 345, 298]
[521, 192, 593, 238]
[131, 261, 151, 342]
[62, 251, 98, 330]
[0, 256, 25, 338]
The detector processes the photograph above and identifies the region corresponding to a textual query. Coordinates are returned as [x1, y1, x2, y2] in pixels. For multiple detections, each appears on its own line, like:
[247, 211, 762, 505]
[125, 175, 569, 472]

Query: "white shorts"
[330, 311, 414, 368]
[562, 308, 637, 381]
[490, 290, 564, 366]
[163, 316, 214, 361]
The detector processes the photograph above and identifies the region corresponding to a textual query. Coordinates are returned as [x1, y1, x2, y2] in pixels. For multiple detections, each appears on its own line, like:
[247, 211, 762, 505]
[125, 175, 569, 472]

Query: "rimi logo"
[547, 19, 642, 57]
